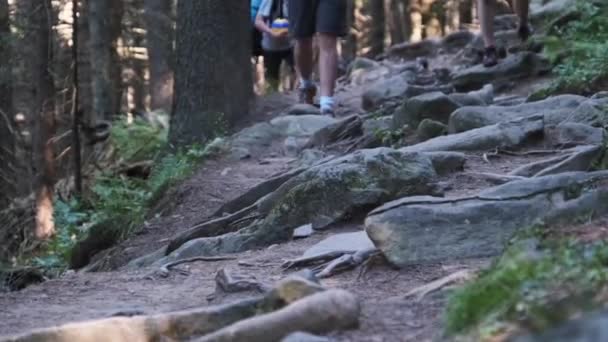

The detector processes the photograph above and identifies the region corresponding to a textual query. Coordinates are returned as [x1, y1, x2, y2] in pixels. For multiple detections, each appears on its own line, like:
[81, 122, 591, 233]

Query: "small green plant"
[542, 1, 608, 95]
[37, 119, 215, 271]
[445, 236, 608, 337]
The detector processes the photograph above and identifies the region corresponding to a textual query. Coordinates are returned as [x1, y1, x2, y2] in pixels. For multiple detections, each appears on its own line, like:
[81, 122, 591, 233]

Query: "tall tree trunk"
[459, 0, 473, 25]
[368, 0, 385, 57]
[88, 0, 124, 121]
[169, 1, 252, 148]
[78, 0, 94, 126]
[388, 0, 406, 45]
[144, 0, 173, 112]
[16, 0, 56, 239]
[0, 0, 14, 206]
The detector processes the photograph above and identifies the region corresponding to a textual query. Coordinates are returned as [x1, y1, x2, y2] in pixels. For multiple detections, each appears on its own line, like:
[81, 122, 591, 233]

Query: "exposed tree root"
[158, 256, 237, 278]
[167, 202, 259, 254]
[283, 248, 379, 279]
[464, 172, 527, 185]
[195, 290, 360, 342]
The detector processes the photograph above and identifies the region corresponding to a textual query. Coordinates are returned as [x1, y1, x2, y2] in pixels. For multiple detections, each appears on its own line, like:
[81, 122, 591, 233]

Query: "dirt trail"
[0, 41, 566, 340]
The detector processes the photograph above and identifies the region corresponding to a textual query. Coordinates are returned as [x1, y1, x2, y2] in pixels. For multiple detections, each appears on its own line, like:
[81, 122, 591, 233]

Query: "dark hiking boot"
[483, 46, 498, 68]
[517, 24, 531, 43]
[298, 85, 316, 105]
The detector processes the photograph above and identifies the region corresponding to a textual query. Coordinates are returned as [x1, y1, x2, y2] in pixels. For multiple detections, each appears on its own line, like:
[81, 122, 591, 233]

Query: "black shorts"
[252, 28, 263, 57]
[288, 0, 347, 39]
[264, 49, 294, 81]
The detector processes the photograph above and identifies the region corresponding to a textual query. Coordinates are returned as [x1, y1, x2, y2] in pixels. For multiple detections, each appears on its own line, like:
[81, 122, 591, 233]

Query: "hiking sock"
[320, 96, 335, 112]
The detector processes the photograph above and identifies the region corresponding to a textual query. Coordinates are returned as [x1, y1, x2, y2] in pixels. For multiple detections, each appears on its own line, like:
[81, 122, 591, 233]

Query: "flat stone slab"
[303, 232, 375, 259]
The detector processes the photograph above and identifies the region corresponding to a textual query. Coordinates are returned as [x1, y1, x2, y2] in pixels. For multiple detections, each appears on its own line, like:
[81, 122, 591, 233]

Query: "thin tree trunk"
[18, 0, 57, 239]
[89, 0, 123, 120]
[72, 0, 82, 195]
[78, 0, 94, 126]
[368, 0, 385, 57]
[459, 0, 473, 25]
[169, 1, 252, 148]
[0, 0, 14, 206]
[144, 0, 174, 112]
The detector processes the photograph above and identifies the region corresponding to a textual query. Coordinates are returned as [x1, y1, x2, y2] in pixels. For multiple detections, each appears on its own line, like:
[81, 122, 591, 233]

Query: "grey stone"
[452, 52, 550, 92]
[295, 149, 331, 169]
[402, 115, 544, 153]
[557, 98, 608, 128]
[423, 151, 467, 175]
[365, 171, 608, 267]
[394, 92, 461, 128]
[362, 73, 414, 110]
[386, 39, 439, 60]
[293, 224, 314, 239]
[270, 115, 338, 138]
[281, 332, 334, 342]
[362, 116, 393, 135]
[448, 95, 587, 133]
[416, 119, 448, 141]
[440, 30, 477, 53]
[548, 122, 605, 148]
[285, 104, 321, 116]
[530, 0, 577, 24]
[157, 148, 439, 264]
[303, 232, 375, 258]
[512, 309, 608, 342]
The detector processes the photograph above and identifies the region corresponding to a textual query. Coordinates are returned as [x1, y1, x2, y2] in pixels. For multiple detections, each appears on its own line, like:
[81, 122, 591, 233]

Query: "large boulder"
[156, 148, 440, 264]
[448, 95, 587, 133]
[365, 171, 608, 267]
[451, 52, 550, 91]
[402, 115, 544, 153]
[393, 92, 461, 128]
[385, 39, 439, 60]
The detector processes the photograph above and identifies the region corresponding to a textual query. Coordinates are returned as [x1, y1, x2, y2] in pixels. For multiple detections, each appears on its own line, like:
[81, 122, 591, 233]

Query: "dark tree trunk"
[368, 0, 385, 57]
[459, 0, 473, 25]
[144, 0, 174, 112]
[0, 0, 14, 205]
[89, 0, 124, 120]
[169, 0, 252, 148]
[78, 0, 94, 126]
[16, 0, 56, 239]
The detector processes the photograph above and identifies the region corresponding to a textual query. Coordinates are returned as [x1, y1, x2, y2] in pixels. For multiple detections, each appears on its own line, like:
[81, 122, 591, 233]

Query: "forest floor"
[0, 73, 570, 342]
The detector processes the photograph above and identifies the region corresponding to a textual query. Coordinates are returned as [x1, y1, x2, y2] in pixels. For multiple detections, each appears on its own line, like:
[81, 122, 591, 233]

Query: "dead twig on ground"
[404, 269, 473, 301]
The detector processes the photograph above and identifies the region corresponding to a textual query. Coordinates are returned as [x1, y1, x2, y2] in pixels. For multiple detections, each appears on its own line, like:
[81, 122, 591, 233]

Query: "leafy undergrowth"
[32, 119, 223, 271]
[531, 1, 608, 99]
[445, 221, 608, 341]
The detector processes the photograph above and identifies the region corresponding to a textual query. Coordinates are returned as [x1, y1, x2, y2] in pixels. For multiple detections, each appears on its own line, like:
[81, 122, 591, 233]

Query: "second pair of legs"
[478, 0, 531, 67]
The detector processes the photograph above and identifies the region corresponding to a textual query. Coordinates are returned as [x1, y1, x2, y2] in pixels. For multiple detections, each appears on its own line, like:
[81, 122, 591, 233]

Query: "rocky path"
[3, 4, 608, 341]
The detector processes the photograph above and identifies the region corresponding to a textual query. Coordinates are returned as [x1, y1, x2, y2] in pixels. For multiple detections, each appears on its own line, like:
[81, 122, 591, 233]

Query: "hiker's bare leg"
[317, 33, 338, 98]
[294, 38, 314, 84]
[478, 0, 496, 48]
[513, 0, 529, 24]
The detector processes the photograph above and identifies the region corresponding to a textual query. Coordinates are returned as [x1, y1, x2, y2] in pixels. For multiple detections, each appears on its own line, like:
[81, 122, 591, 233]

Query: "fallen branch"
[158, 256, 237, 277]
[404, 269, 473, 301]
[282, 251, 356, 270]
[195, 290, 360, 342]
[315, 248, 379, 279]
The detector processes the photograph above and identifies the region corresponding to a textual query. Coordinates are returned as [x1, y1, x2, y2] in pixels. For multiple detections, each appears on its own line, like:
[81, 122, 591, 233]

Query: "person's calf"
[317, 33, 339, 114]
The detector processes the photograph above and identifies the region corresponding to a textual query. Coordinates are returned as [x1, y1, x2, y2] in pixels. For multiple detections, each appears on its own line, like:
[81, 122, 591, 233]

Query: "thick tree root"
[3, 274, 330, 342]
[283, 248, 378, 279]
[167, 202, 259, 254]
[195, 289, 360, 342]
[157, 256, 237, 278]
